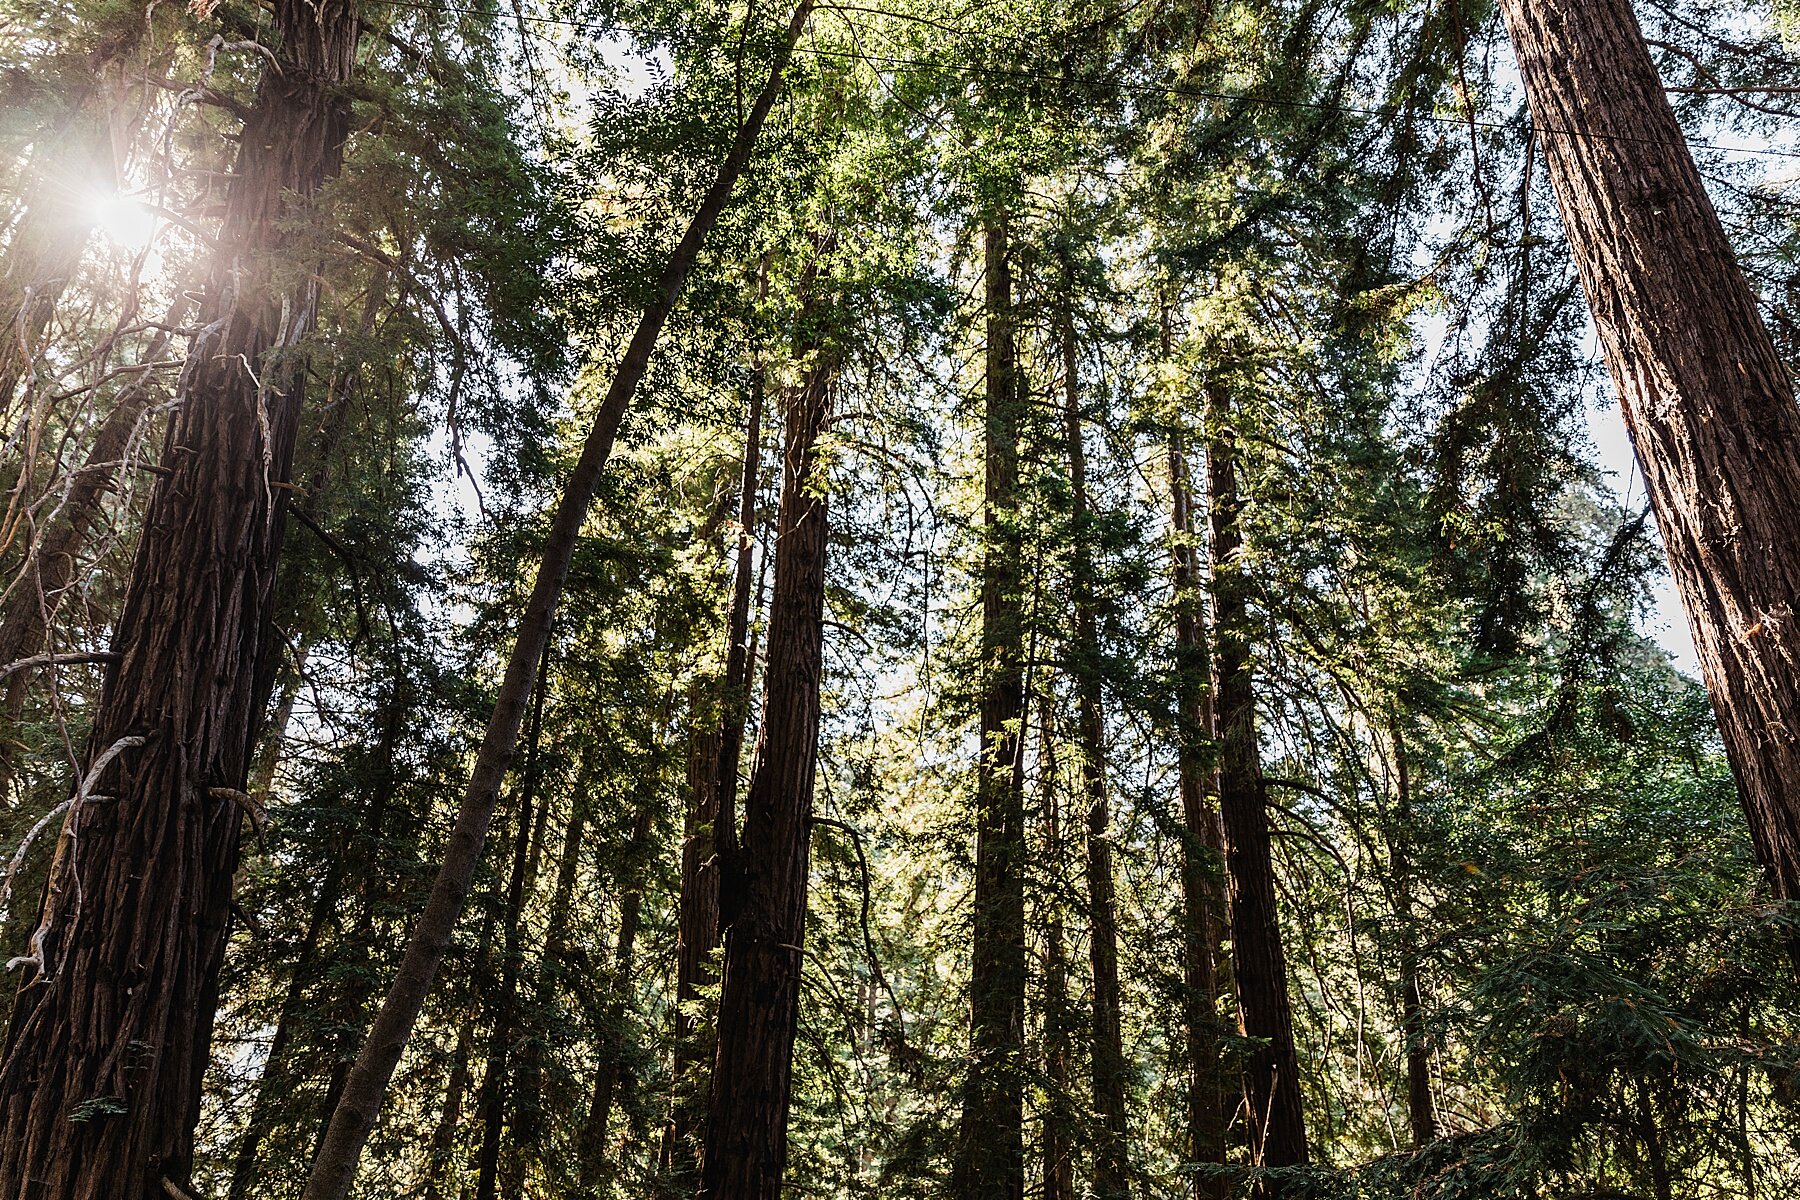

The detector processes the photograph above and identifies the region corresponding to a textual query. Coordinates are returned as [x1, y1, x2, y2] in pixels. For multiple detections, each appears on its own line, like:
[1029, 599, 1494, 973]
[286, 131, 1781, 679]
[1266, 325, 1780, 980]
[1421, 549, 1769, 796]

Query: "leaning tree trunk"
[699, 268, 838, 1199]
[1168, 424, 1230, 1200]
[1061, 292, 1130, 1200]
[1498, 0, 1800, 925]
[300, 10, 813, 1197]
[0, 4, 359, 1196]
[952, 215, 1029, 1200]
[1204, 382, 1308, 1185]
[667, 371, 765, 1179]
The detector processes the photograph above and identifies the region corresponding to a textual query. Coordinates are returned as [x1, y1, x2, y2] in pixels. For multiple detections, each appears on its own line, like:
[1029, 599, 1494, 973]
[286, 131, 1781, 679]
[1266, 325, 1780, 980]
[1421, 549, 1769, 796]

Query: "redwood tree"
[1498, 0, 1800, 922]
[699, 261, 838, 1197]
[952, 216, 1029, 1200]
[0, 1, 361, 1195]
[1205, 379, 1308, 1183]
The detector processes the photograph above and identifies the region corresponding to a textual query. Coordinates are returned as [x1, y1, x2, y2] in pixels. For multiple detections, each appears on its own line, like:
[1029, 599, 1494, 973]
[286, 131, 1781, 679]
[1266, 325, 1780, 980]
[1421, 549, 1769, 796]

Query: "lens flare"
[91, 192, 158, 251]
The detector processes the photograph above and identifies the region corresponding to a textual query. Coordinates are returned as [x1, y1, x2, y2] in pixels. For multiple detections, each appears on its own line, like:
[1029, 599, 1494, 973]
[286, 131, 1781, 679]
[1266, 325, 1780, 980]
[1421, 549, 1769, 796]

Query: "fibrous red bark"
[1497, 0, 1800, 939]
[0, 4, 360, 1195]
[699, 252, 837, 1198]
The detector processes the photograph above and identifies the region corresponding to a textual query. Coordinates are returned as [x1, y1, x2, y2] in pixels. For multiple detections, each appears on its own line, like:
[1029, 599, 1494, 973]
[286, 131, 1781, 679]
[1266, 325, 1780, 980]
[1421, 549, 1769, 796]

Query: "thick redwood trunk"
[301, 10, 812, 1195]
[1168, 425, 1230, 1199]
[952, 216, 1028, 1200]
[1205, 385, 1307, 1184]
[0, 4, 360, 1196]
[1061, 297, 1129, 1200]
[1498, 0, 1800, 923]
[667, 375, 765, 1178]
[698, 306, 836, 1200]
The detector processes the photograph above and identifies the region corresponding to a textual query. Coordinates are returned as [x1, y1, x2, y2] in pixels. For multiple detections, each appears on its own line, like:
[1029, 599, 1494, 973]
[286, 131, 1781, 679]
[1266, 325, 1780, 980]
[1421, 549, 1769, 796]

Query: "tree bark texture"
[1205, 384, 1308, 1183]
[1169, 425, 1230, 1199]
[952, 216, 1028, 1200]
[0, 4, 359, 1195]
[1499, 0, 1800, 918]
[1061, 297, 1130, 1200]
[699, 293, 837, 1200]
[299, 10, 813, 1196]
[668, 374, 765, 1179]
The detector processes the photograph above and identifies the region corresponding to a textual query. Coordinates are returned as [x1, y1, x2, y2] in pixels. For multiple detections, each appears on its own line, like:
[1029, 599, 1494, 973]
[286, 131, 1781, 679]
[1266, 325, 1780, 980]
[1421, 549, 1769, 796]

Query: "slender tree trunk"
[579, 800, 656, 1189]
[667, 370, 765, 1178]
[423, 903, 502, 1200]
[1169, 424, 1230, 1200]
[1061, 290, 1129, 1200]
[300, 10, 813, 1196]
[1498, 0, 1800, 934]
[952, 215, 1029, 1200]
[1205, 382, 1307, 1185]
[224, 847, 349, 1200]
[0, 5, 360, 1196]
[512, 792, 590, 1179]
[422, 1011, 478, 1200]
[474, 649, 554, 1200]
[699, 262, 838, 1199]
[1037, 701, 1074, 1200]
[1388, 719, 1435, 1146]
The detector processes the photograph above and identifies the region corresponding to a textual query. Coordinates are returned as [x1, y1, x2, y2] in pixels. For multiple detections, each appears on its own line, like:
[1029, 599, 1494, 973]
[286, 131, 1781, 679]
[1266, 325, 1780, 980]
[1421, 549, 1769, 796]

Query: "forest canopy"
[2, 0, 1800, 1198]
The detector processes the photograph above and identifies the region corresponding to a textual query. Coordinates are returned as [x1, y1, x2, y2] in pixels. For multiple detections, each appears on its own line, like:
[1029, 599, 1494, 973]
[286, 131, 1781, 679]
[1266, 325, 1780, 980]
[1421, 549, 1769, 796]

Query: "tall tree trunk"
[422, 1011, 478, 1200]
[952, 215, 1029, 1200]
[224, 844, 349, 1200]
[1037, 701, 1074, 1200]
[474, 648, 554, 1200]
[698, 267, 838, 1199]
[1388, 719, 1435, 1146]
[300, 10, 813, 1196]
[1061, 290, 1129, 1200]
[578, 800, 655, 1189]
[1205, 382, 1308, 1185]
[422, 903, 502, 1200]
[1168, 424, 1230, 1200]
[511, 791, 590, 1181]
[1498, 0, 1800, 932]
[0, 4, 360, 1196]
[667, 371, 765, 1178]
